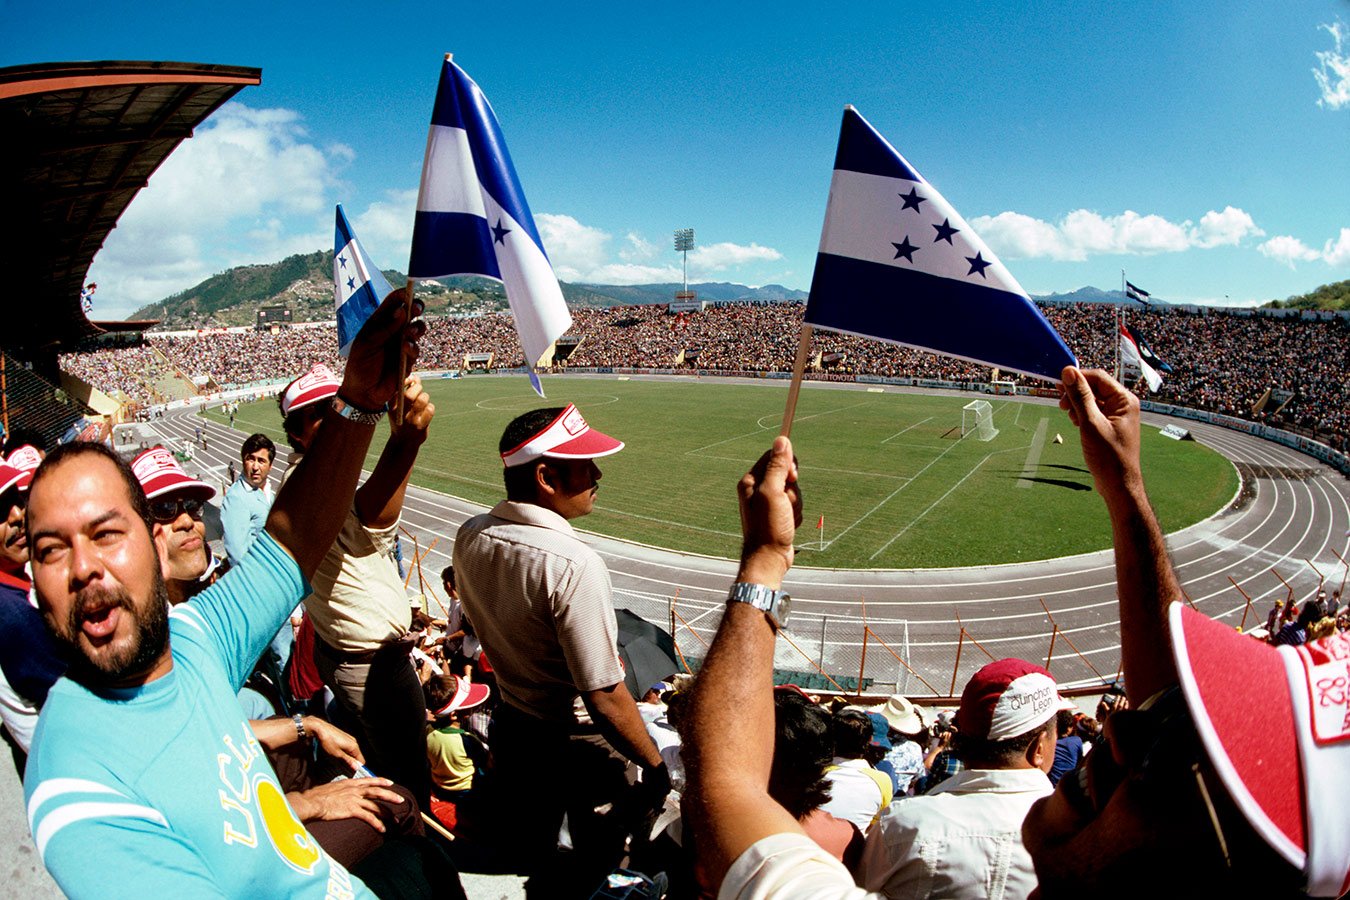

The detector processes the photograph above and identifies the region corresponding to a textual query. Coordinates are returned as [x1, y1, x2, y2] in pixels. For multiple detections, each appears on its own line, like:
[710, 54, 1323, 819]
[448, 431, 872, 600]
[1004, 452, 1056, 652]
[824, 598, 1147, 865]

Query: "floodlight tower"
[674, 228, 695, 296]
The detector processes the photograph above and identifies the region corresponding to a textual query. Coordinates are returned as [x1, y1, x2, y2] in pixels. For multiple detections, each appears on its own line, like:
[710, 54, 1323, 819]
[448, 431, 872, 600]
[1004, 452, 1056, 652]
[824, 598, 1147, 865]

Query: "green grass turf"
[207, 375, 1238, 569]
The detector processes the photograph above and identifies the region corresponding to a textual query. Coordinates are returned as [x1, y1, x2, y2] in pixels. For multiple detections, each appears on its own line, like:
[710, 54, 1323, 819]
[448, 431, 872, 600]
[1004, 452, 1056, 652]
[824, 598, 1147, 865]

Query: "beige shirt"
[282, 463, 411, 652]
[453, 500, 625, 723]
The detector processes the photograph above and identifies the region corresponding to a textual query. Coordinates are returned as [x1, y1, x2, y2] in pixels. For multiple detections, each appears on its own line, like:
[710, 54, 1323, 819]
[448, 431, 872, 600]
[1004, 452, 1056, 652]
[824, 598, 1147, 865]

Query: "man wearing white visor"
[454, 404, 668, 895]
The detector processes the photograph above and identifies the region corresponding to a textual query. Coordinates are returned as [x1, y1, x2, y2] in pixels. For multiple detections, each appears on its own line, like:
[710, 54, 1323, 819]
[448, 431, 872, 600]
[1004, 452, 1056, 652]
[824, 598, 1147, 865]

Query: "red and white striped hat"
[1170, 602, 1350, 896]
[280, 364, 341, 417]
[131, 447, 216, 502]
[500, 404, 624, 468]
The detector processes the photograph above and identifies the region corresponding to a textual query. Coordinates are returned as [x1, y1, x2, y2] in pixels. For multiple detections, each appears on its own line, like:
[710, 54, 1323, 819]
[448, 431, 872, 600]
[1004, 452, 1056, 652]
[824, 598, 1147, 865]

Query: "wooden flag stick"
[779, 324, 814, 438]
[392, 278, 415, 426]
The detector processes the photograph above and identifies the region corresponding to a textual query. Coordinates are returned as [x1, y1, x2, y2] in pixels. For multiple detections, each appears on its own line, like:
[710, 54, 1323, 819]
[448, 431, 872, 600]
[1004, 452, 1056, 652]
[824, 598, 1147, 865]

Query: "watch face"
[777, 593, 792, 629]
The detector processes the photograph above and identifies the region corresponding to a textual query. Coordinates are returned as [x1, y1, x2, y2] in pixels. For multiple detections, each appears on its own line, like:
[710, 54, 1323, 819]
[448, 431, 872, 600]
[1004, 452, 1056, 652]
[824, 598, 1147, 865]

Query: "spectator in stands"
[221, 433, 276, 563]
[1047, 709, 1084, 787]
[1273, 600, 1322, 647]
[279, 363, 436, 810]
[438, 565, 466, 663]
[22, 290, 425, 897]
[1021, 366, 1343, 896]
[874, 694, 928, 796]
[820, 710, 891, 835]
[914, 712, 962, 795]
[422, 673, 489, 801]
[768, 689, 856, 864]
[453, 403, 669, 895]
[856, 658, 1063, 899]
[0, 457, 63, 768]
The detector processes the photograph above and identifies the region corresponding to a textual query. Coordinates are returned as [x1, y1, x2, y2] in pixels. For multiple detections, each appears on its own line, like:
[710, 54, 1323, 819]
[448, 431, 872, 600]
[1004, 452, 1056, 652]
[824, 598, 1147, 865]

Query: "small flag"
[407, 57, 572, 396]
[803, 107, 1076, 382]
[1125, 281, 1152, 306]
[334, 204, 395, 357]
[80, 282, 97, 313]
[1119, 323, 1164, 392]
[816, 515, 824, 530]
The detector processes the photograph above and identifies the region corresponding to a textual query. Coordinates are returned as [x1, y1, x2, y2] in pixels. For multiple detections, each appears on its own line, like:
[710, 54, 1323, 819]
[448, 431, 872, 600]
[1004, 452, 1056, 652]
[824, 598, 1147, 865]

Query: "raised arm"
[1059, 366, 1180, 703]
[266, 290, 424, 578]
[354, 374, 435, 529]
[685, 436, 803, 889]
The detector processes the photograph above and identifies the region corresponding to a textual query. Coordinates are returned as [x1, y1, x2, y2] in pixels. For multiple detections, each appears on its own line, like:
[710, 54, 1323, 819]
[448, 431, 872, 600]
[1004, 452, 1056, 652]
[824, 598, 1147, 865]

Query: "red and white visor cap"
[1169, 602, 1350, 897]
[280, 364, 341, 417]
[957, 658, 1074, 741]
[131, 447, 216, 502]
[0, 462, 26, 497]
[436, 677, 491, 716]
[5, 445, 42, 489]
[500, 404, 624, 468]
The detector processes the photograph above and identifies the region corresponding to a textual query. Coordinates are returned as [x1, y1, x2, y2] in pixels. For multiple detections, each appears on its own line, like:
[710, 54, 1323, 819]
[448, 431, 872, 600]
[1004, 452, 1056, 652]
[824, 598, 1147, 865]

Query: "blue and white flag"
[334, 204, 395, 357]
[1125, 280, 1152, 306]
[804, 107, 1076, 381]
[407, 57, 571, 395]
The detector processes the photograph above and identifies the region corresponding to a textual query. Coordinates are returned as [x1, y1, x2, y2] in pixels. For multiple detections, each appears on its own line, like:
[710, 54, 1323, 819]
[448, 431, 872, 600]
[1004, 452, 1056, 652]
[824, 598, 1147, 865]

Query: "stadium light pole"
[674, 228, 695, 295]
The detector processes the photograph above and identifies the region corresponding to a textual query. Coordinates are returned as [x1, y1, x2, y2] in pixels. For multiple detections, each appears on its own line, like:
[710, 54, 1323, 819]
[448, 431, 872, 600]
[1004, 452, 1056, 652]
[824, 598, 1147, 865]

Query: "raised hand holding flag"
[407, 55, 571, 396]
[334, 204, 395, 357]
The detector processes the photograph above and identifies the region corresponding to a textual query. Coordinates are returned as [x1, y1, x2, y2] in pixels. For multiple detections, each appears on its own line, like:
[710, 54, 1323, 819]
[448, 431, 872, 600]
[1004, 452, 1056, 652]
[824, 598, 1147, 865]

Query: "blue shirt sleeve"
[219, 482, 252, 564]
[170, 531, 309, 691]
[0, 590, 66, 705]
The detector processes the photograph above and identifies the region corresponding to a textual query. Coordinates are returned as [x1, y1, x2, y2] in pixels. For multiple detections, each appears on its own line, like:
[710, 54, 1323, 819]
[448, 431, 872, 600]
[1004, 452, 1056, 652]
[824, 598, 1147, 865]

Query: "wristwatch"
[727, 582, 792, 632]
[330, 394, 386, 425]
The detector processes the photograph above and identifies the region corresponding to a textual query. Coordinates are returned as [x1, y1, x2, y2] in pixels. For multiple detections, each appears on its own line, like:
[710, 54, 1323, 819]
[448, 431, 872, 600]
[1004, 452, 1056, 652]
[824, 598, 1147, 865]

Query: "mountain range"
[127, 249, 1344, 329]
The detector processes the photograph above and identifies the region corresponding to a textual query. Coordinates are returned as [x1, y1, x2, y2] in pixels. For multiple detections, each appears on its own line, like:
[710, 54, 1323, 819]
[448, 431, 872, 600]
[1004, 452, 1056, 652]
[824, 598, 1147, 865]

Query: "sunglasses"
[1060, 686, 1231, 867]
[150, 497, 205, 523]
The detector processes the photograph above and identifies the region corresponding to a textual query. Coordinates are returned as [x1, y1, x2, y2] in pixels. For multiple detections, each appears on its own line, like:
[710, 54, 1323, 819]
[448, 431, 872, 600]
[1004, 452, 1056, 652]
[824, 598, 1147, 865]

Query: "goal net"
[962, 400, 999, 442]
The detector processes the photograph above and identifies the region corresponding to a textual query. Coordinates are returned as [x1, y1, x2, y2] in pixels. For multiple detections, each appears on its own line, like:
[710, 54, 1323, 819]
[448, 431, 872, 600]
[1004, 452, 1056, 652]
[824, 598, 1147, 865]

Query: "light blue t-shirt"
[24, 532, 373, 899]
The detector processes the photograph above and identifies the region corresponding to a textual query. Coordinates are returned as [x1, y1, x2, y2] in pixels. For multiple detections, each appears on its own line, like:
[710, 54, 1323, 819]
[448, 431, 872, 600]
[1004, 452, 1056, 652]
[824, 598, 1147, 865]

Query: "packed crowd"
[58, 300, 1349, 449]
[4, 294, 1347, 898]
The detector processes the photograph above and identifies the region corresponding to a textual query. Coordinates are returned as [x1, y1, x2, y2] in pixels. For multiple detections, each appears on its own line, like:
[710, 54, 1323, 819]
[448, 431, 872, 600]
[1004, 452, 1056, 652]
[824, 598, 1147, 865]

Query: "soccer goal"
[962, 400, 999, 442]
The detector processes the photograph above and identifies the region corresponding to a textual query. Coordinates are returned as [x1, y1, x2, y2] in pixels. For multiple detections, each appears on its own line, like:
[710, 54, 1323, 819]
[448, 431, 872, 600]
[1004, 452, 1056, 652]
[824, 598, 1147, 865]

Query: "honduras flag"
[334, 204, 395, 357]
[407, 57, 572, 395]
[804, 107, 1076, 382]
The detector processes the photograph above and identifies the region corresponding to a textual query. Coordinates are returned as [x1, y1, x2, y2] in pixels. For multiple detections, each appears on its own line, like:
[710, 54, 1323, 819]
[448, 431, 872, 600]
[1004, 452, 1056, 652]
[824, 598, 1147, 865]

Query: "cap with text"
[132, 447, 217, 502]
[4, 445, 42, 491]
[957, 658, 1074, 741]
[1170, 602, 1350, 897]
[280, 364, 342, 417]
[500, 404, 624, 468]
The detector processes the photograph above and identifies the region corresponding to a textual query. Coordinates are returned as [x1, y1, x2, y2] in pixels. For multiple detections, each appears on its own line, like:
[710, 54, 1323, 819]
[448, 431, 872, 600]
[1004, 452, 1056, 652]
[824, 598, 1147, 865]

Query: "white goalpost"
[962, 400, 999, 442]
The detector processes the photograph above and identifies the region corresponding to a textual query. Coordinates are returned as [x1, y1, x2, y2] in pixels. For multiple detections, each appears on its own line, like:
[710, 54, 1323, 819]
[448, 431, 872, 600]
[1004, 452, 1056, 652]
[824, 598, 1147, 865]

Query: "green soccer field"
[208, 375, 1238, 569]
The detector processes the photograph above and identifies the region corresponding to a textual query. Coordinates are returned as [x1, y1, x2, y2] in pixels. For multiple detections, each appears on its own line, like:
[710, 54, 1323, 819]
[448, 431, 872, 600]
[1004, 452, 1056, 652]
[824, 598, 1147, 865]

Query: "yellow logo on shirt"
[256, 777, 321, 875]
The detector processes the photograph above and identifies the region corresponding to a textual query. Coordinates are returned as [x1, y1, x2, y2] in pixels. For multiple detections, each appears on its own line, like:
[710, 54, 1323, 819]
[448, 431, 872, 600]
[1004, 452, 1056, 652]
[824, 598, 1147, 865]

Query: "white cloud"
[972, 206, 1263, 262]
[689, 241, 783, 270]
[1314, 20, 1350, 110]
[88, 102, 347, 317]
[534, 214, 780, 284]
[1259, 235, 1323, 268]
[351, 189, 418, 261]
[1258, 228, 1350, 268]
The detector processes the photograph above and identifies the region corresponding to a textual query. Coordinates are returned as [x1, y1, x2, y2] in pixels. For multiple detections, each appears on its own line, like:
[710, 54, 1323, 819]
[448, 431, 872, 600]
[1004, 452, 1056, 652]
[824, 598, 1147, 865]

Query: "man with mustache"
[22, 290, 423, 898]
[454, 404, 668, 895]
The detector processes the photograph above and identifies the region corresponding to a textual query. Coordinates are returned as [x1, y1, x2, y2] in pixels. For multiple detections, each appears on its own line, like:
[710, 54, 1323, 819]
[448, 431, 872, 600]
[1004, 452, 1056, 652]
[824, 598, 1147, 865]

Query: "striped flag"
[333, 204, 394, 357]
[1119, 323, 1163, 392]
[407, 57, 571, 396]
[1125, 281, 1152, 306]
[804, 107, 1076, 382]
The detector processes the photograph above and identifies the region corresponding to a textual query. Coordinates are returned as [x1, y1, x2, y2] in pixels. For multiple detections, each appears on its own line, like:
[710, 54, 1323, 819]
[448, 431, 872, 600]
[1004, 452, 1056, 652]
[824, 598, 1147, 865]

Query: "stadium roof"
[0, 60, 261, 355]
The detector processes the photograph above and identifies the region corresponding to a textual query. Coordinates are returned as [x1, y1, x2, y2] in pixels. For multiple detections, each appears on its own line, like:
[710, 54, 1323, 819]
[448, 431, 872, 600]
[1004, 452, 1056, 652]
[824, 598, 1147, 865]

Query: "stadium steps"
[1, 349, 93, 447]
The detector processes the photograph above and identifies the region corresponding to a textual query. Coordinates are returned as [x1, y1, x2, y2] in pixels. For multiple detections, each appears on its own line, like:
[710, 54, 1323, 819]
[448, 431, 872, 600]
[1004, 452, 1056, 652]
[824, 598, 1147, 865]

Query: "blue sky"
[5, 0, 1348, 318]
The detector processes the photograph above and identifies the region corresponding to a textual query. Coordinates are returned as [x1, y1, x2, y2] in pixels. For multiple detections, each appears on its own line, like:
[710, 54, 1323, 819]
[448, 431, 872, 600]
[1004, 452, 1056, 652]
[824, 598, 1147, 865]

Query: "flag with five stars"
[334, 204, 395, 357]
[803, 107, 1076, 381]
[407, 57, 572, 395]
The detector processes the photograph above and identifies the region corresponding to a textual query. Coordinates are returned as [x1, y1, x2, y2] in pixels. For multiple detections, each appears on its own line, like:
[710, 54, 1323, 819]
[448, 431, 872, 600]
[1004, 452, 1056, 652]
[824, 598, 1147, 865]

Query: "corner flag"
[334, 204, 395, 357]
[803, 107, 1076, 382]
[407, 57, 572, 395]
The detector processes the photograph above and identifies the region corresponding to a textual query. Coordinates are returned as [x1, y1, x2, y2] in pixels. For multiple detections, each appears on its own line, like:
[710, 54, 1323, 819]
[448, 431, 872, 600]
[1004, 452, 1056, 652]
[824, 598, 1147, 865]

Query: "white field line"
[694, 452, 912, 481]
[880, 416, 934, 444]
[1016, 417, 1049, 489]
[869, 443, 1031, 560]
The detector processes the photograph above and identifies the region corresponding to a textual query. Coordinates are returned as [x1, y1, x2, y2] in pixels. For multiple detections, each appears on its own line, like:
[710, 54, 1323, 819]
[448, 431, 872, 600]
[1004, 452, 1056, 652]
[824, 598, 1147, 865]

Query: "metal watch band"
[330, 394, 386, 425]
[727, 581, 791, 631]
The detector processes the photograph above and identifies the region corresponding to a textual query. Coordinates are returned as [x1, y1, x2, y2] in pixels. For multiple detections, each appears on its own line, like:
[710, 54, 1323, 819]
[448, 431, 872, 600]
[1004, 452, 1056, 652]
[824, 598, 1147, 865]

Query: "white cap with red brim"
[435, 677, 491, 716]
[1171, 602, 1350, 896]
[131, 447, 217, 501]
[500, 404, 624, 468]
[280, 364, 341, 417]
